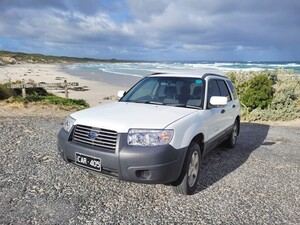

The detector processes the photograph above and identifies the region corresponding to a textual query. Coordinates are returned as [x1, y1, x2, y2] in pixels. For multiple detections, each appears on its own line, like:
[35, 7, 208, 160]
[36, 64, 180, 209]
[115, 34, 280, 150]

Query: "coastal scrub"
[227, 70, 300, 121]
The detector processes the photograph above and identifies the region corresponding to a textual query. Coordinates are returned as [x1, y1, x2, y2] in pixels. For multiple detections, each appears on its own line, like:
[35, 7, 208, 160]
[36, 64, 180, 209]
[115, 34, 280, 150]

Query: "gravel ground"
[0, 115, 299, 224]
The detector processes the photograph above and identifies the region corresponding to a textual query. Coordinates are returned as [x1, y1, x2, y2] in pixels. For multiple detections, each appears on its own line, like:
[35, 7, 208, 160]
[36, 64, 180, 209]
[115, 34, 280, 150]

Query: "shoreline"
[0, 63, 134, 106]
[60, 64, 142, 88]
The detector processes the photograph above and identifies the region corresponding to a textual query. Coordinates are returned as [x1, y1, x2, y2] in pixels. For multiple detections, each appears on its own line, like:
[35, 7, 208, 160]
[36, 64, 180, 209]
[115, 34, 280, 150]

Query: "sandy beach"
[0, 63, 131, 106]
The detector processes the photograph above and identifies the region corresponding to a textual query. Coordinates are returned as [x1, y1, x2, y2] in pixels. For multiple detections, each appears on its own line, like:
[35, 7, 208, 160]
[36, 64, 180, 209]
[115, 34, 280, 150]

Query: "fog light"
[139, 170, 151, 179]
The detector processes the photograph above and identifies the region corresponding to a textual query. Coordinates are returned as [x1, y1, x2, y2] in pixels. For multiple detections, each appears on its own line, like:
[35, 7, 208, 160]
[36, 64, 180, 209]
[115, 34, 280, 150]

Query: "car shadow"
[195, 122, 270, 193]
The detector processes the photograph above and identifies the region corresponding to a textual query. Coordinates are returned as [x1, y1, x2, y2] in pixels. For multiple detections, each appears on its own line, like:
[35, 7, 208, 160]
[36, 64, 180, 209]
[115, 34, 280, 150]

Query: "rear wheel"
[172, 141, 201, 195]
[225, 120, 239, 148]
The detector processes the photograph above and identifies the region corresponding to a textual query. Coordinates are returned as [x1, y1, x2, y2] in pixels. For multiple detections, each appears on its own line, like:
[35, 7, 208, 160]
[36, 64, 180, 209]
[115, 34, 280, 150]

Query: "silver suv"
[58, 73, 241, 195]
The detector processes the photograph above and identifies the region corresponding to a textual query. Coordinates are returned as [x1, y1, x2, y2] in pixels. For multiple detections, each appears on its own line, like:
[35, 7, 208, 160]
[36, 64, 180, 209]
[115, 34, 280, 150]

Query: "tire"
[172, 142, 201, 195]
[225, 120, 239, 148]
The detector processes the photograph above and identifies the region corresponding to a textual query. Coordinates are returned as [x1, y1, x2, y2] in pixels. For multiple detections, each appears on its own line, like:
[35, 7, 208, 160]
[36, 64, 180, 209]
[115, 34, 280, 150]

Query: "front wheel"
[172, 142, 201, 195]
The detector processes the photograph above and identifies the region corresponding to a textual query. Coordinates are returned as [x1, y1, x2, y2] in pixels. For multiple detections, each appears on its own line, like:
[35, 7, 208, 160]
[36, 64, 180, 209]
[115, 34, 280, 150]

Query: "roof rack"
[150, 72, 168, 75]
[146, 72, 168, 77]
[202, 73, 227, 79]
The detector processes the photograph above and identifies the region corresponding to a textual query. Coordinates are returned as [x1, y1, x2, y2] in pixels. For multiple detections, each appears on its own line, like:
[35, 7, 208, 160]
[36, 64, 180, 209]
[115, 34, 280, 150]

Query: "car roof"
[148, 72, 228, 80]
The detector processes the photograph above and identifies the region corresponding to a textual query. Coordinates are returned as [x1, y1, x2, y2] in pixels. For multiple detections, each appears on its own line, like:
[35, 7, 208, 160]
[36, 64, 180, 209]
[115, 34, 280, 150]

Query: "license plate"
[75, 153, 101, 171]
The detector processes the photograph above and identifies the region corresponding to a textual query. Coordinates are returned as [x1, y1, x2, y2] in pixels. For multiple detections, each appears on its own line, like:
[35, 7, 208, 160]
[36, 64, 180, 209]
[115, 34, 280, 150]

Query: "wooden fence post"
[64, 80, 68, 98]
[22, 79, 26, 98]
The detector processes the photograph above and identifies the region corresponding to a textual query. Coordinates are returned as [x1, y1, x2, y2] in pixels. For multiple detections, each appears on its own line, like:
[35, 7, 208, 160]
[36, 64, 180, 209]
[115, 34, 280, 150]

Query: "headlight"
[128, 129, 174, 146]
[63, 116, 76, 133]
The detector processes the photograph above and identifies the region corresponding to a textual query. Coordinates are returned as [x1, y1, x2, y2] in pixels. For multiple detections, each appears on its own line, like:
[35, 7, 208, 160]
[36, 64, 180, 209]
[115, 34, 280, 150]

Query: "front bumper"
[57, 128, 187, 184]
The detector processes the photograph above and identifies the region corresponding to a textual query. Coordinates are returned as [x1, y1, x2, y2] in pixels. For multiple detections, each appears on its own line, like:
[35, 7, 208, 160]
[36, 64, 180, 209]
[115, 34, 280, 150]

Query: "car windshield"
[120, 76, 205, 109]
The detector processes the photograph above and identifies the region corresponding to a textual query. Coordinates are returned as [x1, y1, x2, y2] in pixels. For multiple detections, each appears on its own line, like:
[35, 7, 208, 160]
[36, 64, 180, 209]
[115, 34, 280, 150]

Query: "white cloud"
[182, 44, 220, 51]
[0, 0, 299, 60]
[126, 0, 170, 21]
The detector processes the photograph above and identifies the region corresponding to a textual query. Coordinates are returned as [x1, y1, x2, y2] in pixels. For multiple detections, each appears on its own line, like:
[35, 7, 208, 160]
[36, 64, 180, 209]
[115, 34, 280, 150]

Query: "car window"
[121, 77, 205, 108]
[207, 79, 220, 98]
[226, 80, 238, 99]
[217, 80, 232, 101]
[207, 79, 234, 108]
[128, 79, 158, 100]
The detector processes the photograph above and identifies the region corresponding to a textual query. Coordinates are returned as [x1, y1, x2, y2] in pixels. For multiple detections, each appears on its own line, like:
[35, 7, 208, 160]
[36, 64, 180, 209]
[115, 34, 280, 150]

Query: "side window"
[207, 80, 220, 108]
[217, 80, 232, 101]
[226, 80, 238, 99]
[207, 80, 220, 97]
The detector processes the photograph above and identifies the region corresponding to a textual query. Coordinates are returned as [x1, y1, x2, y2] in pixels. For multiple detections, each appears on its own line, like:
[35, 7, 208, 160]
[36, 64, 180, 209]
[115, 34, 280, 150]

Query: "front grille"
[72, 125, 117, 151]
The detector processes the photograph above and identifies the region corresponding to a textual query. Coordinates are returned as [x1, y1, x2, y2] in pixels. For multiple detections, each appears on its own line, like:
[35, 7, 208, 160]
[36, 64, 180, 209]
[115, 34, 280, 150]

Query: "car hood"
[71, 102, 197, 133]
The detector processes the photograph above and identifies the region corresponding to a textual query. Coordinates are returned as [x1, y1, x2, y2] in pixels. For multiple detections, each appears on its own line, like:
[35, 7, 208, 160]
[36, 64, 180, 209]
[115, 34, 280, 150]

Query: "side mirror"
[117, 90, 126, 99]
[210, 96, 228, 106]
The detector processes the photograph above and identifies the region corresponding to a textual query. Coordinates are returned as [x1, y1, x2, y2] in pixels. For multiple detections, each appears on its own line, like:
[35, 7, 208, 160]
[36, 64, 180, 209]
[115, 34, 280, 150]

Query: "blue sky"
[0, 0, 299, 61]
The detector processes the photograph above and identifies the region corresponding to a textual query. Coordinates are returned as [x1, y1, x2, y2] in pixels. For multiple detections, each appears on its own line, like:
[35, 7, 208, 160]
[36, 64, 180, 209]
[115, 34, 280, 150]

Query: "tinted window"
[207, 80, 220, 99]
[217, 80, 232, 101]
[226, 80, 238, 99]
[207, 80, 220, 108]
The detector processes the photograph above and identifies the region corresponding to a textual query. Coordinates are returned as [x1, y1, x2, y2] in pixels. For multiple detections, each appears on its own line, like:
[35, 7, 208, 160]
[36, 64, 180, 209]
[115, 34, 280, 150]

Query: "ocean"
[63, 61, 300, 87]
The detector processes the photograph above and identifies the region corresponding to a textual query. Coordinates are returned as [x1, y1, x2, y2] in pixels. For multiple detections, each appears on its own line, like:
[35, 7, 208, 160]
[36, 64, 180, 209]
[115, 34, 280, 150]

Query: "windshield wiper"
[173, 104, 201, 109]
[132, 100, 164, 105]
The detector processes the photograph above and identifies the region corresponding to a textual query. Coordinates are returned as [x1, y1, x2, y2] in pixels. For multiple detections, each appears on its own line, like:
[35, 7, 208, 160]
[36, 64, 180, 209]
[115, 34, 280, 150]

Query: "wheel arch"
[171, 132, 204, 186]
[191, 133, 204, 157]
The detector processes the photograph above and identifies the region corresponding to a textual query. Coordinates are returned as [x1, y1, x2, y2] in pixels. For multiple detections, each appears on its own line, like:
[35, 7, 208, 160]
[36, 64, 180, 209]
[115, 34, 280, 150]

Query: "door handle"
[221, 109, 226, 114]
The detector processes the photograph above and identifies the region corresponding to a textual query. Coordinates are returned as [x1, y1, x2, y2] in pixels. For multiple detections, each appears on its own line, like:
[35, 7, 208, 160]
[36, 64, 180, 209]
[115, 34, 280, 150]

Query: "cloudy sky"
[0, 0, 299, 61]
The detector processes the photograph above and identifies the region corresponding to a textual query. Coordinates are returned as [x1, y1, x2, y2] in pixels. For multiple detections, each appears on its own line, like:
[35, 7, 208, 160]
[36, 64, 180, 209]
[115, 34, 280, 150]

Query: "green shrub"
[25, 94, 45, 102]
[251, 75, 300, 121]
[239, 74, 274, 110]
[226, 70, 300, 121]
[1, 84, 89, 110]
[43, 95, 88, 108]
[249, 105, 300, 121]
[14, 87, 49, 96]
